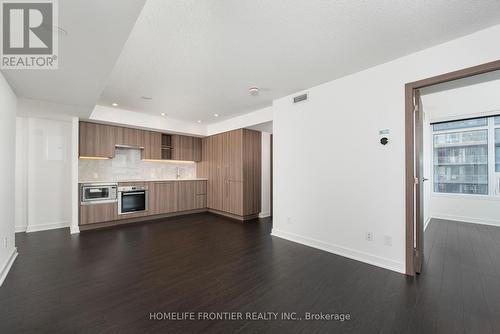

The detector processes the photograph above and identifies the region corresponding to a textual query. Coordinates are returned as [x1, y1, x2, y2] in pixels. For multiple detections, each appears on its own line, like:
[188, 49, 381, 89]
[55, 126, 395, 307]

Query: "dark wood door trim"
[405, 59, 500, 276]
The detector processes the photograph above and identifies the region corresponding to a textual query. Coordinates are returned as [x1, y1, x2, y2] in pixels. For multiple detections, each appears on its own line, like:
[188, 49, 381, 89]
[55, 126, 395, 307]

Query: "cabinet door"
[172, 135, 202, 161]
[212, 134, 224, 211]
[119, 128, 145, 148]
[195, 180, 207, 195]
[195, 195, 207, 209]
[172, 135, 189, 160]
[143, 131, 162, 160]
[79, 122, 115, 158]
[228, 181, 243, 215]
[149, 182, 178, 215]
[228, 130, 243, 182]
[178, 181, 196, 211]
[80, 202, 118, 225]
[196, 137, 209, 177]
[193, 137, 202, 162]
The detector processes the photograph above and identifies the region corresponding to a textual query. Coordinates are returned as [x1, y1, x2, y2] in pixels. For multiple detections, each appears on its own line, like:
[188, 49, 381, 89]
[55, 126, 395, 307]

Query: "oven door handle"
[121, 192, 145, 196]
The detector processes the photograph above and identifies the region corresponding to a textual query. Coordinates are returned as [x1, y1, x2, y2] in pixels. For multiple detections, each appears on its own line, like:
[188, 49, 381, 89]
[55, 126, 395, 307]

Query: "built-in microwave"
[118, 186, 148, 215]
[81, 183, 118, 204]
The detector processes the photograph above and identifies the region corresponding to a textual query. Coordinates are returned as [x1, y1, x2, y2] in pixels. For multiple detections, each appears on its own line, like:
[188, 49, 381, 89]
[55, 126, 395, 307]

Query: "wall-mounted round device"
[380, 137, 389, 145]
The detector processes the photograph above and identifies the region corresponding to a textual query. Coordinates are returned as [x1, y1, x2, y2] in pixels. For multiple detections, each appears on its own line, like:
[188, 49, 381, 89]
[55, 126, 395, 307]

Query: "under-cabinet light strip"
[142, 159, 195, 164]
[79, 156, 111, 160]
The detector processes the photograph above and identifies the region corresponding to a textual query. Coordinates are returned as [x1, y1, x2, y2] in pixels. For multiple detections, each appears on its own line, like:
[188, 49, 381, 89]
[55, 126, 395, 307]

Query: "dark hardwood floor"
[1, 215, 500, 333]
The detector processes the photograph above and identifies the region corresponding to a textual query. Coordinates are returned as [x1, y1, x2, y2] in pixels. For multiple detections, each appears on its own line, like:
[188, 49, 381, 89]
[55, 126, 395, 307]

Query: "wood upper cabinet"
[143, 131, 162, 160]
[79, 122, 116, 158]
[116, 127, 145, 148]
[79, 122, 202, 162]
[172, 135, 202, 162]
[193, 137, 202, 162]
[149, 182, 178, 215]
[80, 202, 118, 225]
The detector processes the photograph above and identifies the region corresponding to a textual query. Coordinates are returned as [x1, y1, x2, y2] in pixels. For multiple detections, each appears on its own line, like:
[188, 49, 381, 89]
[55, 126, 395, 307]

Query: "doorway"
[405, 60, 500, 276]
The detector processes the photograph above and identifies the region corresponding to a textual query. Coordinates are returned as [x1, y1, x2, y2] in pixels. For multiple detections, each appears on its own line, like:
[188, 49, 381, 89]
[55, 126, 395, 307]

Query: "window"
[432, 118, 488, 195]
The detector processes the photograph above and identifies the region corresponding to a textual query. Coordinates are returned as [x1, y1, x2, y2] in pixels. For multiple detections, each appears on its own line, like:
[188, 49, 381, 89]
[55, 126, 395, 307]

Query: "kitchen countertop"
[79, 178, 208, 184]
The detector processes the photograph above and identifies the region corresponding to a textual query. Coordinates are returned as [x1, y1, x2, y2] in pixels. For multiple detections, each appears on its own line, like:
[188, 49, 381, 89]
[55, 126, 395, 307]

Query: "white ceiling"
[247, 121, 273, 134]
[421, 70, 500, 122]
[99, 0, 500, 124]
[1, 0, 146, 117]
[3, 1, 500, 123]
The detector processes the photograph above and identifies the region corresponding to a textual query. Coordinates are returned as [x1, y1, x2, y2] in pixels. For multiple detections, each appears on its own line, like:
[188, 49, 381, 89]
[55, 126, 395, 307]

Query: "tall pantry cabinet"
[200, 129, 261, 220]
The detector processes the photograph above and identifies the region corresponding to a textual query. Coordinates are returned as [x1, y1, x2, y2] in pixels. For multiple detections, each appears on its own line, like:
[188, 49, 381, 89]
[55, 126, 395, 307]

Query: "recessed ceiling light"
[197, 120, 202, 123]
[214, 113, 220, 118]
[112, 103, 118, 107]
[160, 113, 166, 116]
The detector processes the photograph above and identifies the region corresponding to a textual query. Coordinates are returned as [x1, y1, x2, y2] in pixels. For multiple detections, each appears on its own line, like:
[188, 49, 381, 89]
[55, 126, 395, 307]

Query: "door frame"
[405, 59, 500, 276]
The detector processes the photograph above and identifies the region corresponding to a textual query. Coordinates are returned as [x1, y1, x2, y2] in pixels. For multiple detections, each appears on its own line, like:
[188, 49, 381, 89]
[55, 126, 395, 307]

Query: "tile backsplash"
[79, 148, 196, 182]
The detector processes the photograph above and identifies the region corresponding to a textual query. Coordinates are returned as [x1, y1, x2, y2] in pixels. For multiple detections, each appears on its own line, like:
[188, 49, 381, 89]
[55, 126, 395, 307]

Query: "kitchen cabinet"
[178, 180, 207, 211]
[79, 121, 203, 162]
[203, 129, 261, 219]
[117, 127, 145, 148]
[143, 131, 162, 160]
[79, 122, 116, 158]
[172, 135, 202, 162]
[149, 182, 178, 215]
[79, 180, 207, 229]
[80, 202, 118, 225]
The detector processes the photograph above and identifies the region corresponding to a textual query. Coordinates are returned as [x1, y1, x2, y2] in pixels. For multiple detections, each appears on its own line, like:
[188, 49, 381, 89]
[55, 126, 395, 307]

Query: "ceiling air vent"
[293, 93, 308, 104]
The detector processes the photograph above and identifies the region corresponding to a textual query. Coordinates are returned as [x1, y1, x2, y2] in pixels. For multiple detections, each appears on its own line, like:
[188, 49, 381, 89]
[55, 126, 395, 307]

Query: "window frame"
[430, 118, 492, 198]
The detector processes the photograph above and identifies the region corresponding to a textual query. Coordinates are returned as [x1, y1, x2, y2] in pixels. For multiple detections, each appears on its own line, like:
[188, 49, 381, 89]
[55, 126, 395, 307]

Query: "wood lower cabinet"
[79, 180, 207, 228]
[202, 129, 261, 219]
[149, 182, 178, 215]
[178, 180, 207, 211]
[80, 202, 118, 225]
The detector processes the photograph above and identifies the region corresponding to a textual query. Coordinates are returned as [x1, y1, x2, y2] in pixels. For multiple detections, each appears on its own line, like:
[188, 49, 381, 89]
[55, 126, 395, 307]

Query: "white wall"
[0, 72, 17, 286]
[272, 24, 500, 274]
[260, 132, 272, 218]
[421, 73, 500, 123]
[206, 106, 273, 136]
[15, 118, 28, 232]
[16, 117, 73, 233]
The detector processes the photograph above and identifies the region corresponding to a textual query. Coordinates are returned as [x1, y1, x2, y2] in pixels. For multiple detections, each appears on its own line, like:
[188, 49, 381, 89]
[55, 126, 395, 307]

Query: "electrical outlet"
[384, 235, 392, 246]
[365, 232, 373, 242]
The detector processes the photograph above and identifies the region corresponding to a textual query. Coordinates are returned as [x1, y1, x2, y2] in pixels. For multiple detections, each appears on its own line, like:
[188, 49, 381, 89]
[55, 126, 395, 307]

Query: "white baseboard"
[0, 248, 18, 287]
[26, 222, 70, 233]
[271, 229, 405, 274]
[15, 226, 27, 233]
[259, 212, 271, 218]
[431, 214, 500, 227]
